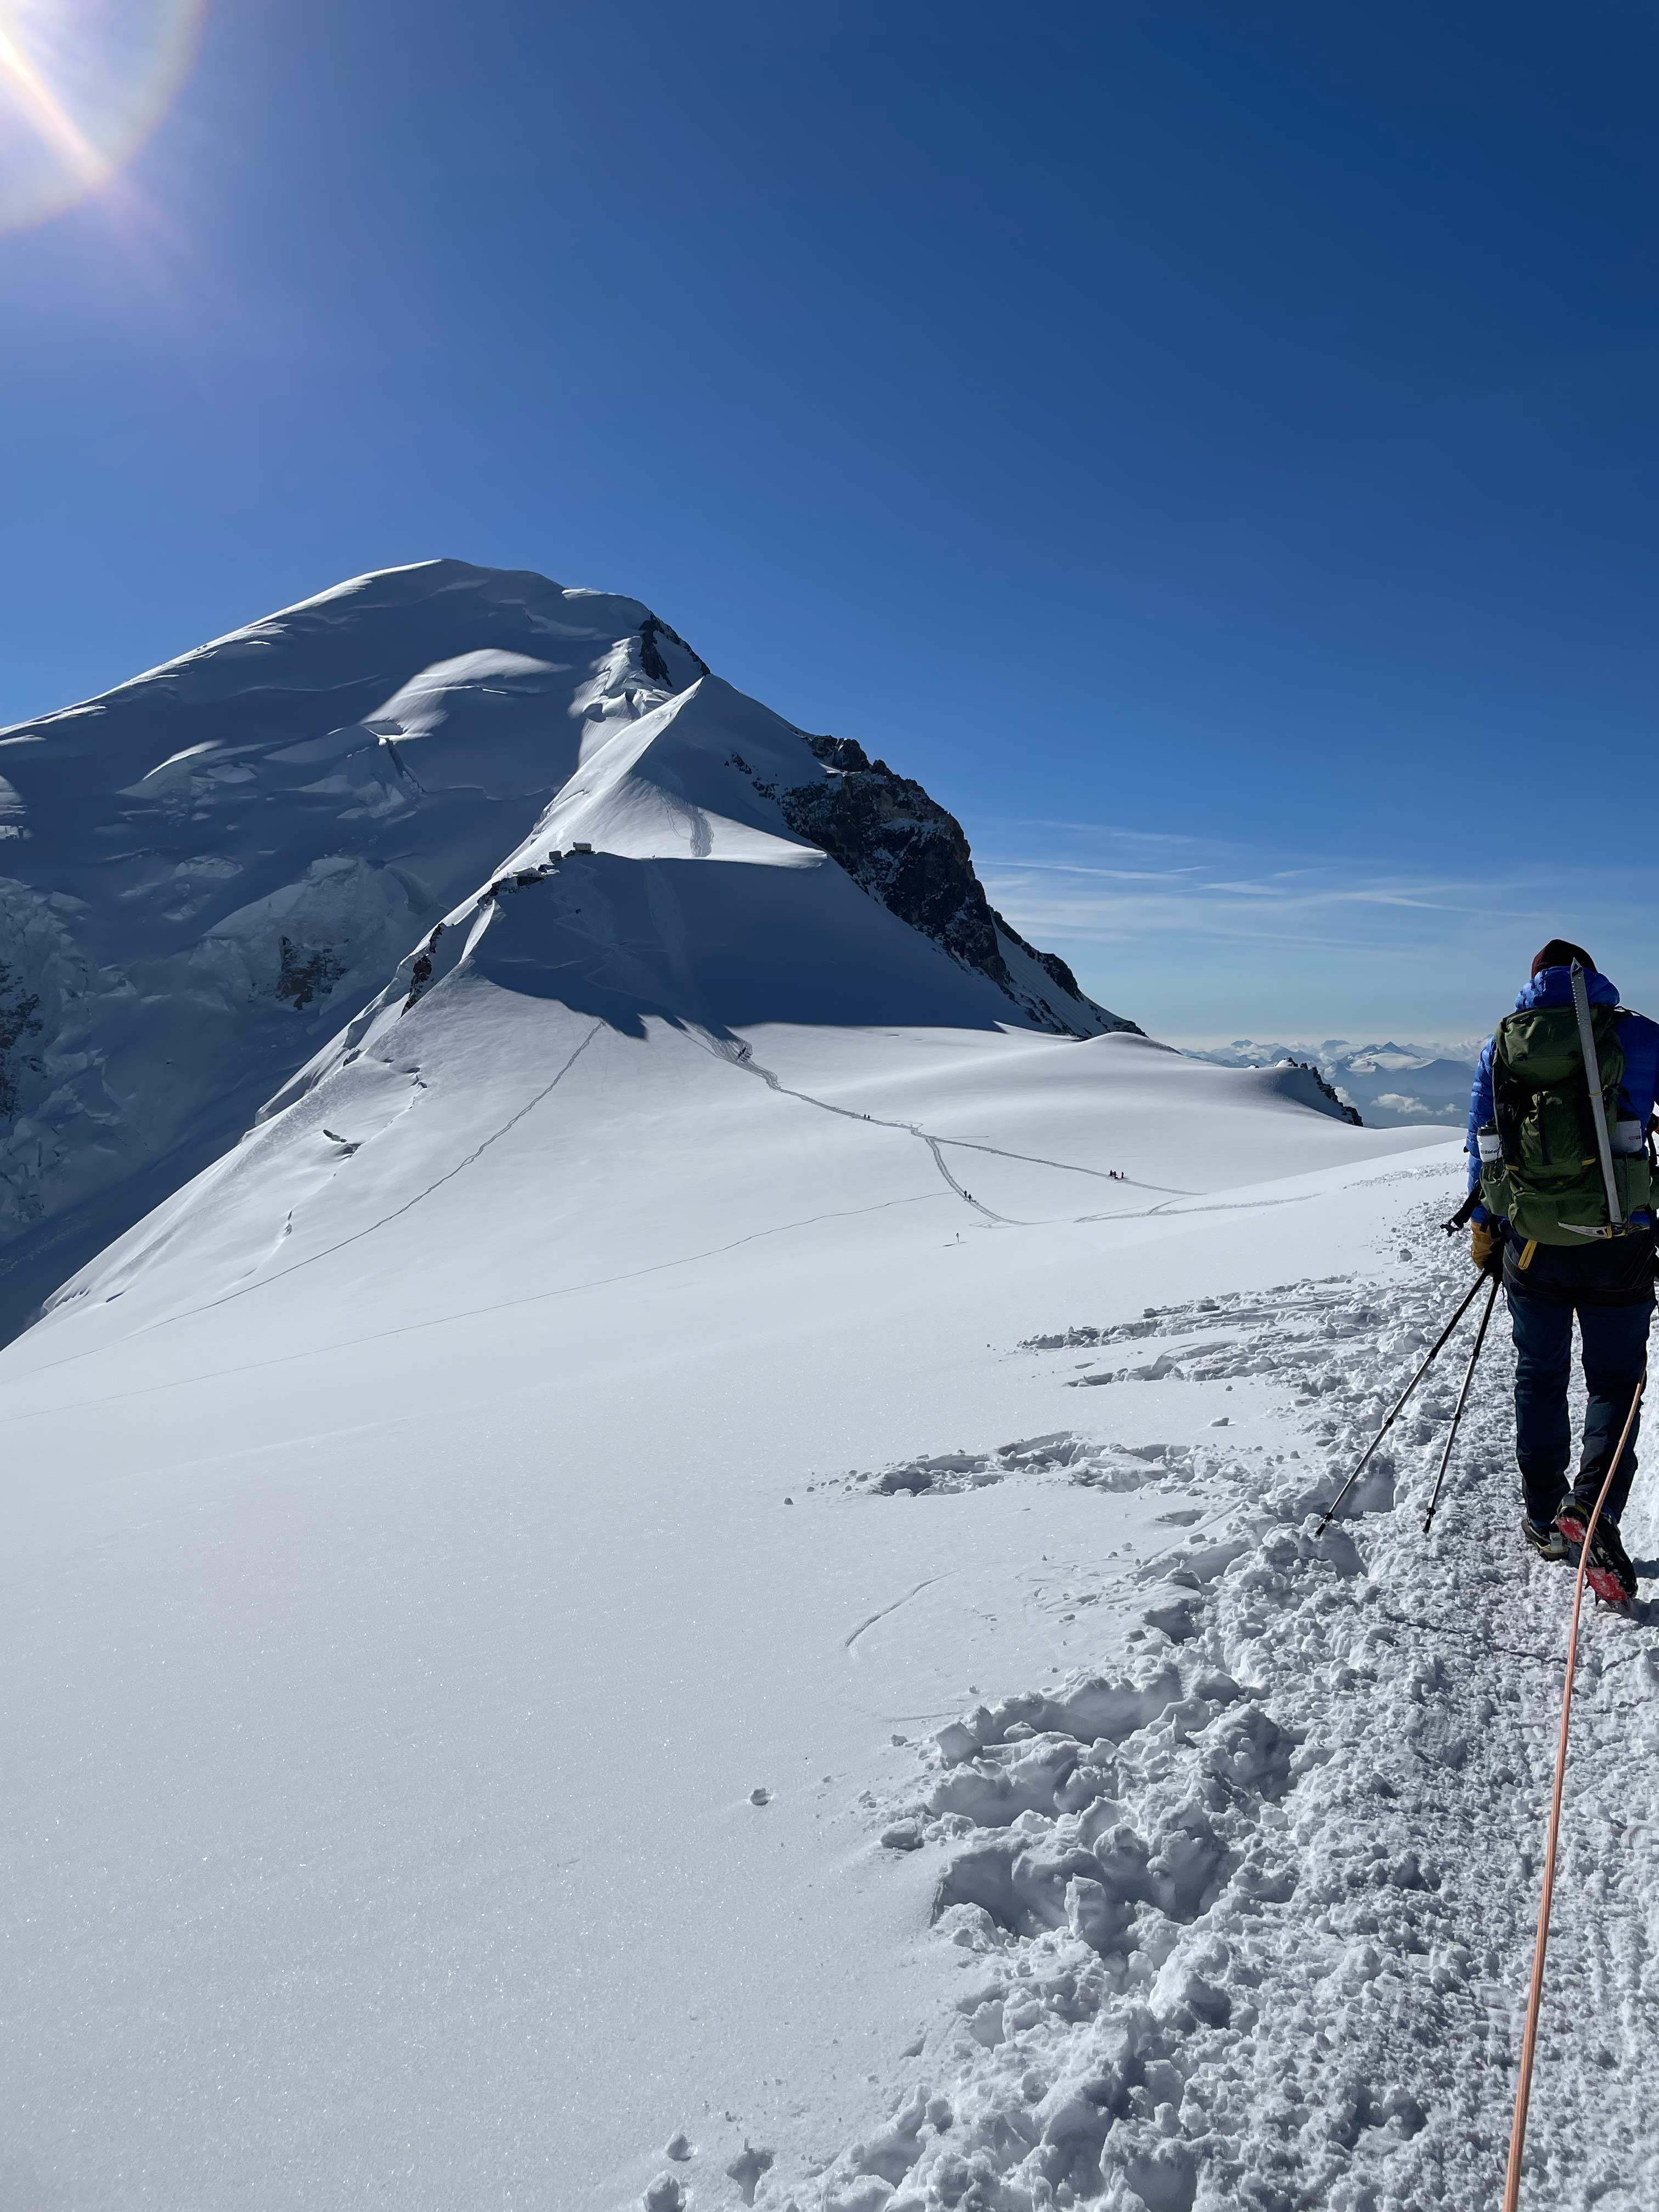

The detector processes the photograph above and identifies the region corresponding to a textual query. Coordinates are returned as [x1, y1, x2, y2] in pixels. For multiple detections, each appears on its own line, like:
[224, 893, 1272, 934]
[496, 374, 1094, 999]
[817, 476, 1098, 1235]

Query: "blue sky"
[2, 0, 1655, 1040]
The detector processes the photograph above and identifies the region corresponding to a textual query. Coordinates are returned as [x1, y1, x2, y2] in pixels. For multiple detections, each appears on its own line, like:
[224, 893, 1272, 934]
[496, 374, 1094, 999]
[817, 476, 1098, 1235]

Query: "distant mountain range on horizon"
[1192, 1037, 1480, 1127]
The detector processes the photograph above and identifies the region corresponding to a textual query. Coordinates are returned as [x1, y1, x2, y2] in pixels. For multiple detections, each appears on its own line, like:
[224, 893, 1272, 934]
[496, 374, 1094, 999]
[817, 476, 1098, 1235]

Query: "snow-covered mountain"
[3, 564, 1511, 2212]
[0, 558, 1133, 1340]
[1193, 1039, 1480, 1127]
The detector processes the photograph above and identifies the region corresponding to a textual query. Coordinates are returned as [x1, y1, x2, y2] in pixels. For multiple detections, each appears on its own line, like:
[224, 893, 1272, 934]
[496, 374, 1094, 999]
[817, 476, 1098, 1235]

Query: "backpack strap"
[1490, 1016, 1527, 1167]
[1571, 962, 1623, 1227]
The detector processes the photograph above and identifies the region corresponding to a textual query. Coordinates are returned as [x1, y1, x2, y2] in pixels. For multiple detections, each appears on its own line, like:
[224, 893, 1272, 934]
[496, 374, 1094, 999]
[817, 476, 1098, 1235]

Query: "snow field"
[0, 1000, 1455, 2210]
[5, 555, 1595, 2209]
[781, 1197, 1659, 2212]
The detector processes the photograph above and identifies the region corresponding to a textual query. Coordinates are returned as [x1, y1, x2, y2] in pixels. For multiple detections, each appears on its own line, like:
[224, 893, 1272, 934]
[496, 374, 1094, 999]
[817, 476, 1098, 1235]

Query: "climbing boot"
[1555, 1494, 1637, 1602]
[1555, 1487, 1599, 1548]
[1583, 1516, 1638, 1605]
[1521, 1515, 1570, 1562]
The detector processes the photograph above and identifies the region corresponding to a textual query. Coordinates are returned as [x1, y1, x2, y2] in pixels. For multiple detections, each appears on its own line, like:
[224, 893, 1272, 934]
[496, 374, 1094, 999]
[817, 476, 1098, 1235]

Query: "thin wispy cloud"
[998, 820, 1203, 850]
[967, 816, 1659, 1039]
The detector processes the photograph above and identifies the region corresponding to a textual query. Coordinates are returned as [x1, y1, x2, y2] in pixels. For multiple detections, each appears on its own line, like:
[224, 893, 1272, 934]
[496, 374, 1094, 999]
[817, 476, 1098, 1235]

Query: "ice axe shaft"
[1315, 1272, 1489, 1534]
[1421, 1273, 1500, 1534]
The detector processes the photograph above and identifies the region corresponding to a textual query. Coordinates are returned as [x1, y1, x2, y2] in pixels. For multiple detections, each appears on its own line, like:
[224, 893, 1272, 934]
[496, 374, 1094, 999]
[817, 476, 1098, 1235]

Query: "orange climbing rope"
[1502, 1364, 1647, 2211]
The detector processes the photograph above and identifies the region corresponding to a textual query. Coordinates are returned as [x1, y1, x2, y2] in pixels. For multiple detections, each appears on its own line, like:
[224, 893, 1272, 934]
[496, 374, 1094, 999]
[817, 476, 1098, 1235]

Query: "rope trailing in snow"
[1502, 1363, 1647, 2211]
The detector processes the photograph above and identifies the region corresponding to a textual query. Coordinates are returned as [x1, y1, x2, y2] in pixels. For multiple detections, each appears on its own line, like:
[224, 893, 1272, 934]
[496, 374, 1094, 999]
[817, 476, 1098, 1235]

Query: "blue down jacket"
[1468, 965, 1659, 1219]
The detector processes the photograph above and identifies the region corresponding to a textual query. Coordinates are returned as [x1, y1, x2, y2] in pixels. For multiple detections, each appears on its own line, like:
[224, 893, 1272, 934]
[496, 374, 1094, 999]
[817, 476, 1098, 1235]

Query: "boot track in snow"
[766, 1204, 1659, 2212]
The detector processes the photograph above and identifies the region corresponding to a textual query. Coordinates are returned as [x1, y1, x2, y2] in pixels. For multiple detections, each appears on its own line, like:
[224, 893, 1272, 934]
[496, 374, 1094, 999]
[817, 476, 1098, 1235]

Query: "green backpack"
[1479, 1002, 1652, 1243]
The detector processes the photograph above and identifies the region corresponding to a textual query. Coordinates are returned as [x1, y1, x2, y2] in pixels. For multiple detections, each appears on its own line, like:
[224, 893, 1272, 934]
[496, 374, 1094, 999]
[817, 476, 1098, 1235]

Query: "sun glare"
[0, 0, 207, 232]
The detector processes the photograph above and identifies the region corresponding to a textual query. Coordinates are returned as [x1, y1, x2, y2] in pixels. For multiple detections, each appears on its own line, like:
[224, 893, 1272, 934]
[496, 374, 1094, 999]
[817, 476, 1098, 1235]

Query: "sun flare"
[0, 0, 207, 231]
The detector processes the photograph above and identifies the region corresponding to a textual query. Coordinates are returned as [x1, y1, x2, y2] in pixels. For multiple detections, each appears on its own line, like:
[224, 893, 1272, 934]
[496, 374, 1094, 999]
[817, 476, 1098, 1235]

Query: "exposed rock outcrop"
[775, 735, 1138, 1039]
[1287, 1058, 1364, 1126]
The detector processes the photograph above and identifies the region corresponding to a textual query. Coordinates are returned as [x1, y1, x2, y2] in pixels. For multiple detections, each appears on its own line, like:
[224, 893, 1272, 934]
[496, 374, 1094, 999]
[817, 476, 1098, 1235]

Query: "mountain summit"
[0, 558, 1132, 1337]
[0, 575, 1450, 2210]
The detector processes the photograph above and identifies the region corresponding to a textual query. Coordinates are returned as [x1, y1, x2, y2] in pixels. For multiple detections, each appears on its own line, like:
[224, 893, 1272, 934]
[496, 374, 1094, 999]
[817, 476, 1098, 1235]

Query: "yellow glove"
[1470, 1220, 1503, 1276]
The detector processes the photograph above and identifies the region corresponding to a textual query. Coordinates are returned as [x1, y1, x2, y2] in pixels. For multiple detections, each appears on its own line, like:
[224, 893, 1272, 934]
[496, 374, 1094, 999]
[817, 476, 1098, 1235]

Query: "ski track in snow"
[735, 1203, 1659, 2212]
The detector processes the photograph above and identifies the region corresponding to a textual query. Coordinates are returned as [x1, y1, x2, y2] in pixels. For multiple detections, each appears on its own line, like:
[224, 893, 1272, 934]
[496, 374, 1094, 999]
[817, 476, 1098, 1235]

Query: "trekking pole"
[1420, 1272, 1500, 1534]
[1502, 1362, 1647, 2212]
[1314, 1271, 1489, 1535]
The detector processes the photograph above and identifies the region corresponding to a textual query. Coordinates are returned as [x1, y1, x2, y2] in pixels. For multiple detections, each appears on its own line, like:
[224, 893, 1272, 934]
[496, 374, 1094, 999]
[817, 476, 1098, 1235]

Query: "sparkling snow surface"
[7, 986, 1549, 2210]
[5, 568, 1651, 2211]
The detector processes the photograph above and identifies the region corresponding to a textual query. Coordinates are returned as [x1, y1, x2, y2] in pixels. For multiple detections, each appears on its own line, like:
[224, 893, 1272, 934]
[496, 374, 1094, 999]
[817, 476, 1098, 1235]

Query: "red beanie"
[1532, 938, 1594, 977]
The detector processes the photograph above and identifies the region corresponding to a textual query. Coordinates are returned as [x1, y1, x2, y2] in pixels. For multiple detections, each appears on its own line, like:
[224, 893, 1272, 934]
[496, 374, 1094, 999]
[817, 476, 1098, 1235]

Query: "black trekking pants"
[1503, 1232, 1655, 1527]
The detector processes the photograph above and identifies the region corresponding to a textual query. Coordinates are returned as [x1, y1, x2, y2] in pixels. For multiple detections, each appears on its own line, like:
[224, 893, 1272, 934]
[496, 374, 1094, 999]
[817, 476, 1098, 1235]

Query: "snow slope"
[0, 560, 1126, 1341]
[797, 1198, 1659, 2212]
[8, 565, 1638, 2211]
[2, 888, 1460, 2210]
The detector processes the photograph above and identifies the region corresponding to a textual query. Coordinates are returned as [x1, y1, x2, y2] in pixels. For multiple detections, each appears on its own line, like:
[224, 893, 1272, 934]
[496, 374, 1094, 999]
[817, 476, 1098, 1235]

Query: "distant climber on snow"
[1465, 939, 1657, 1601]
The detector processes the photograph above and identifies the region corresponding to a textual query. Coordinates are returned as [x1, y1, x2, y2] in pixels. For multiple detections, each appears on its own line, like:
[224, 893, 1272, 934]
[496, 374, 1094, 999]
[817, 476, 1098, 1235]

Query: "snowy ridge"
[0, 560, 1127, 1339]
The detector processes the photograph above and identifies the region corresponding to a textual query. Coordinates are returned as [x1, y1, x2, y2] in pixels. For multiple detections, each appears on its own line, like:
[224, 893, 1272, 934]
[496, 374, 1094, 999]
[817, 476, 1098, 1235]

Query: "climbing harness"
[1420, 1273, 1500, 1534]
[1314, 1273, 1489, 1535]
[1501, 1365, 1648, 2211]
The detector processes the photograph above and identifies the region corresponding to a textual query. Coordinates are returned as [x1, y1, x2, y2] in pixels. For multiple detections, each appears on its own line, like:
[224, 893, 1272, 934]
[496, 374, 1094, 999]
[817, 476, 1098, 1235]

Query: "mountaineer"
[1466, 939, 1658, 1601]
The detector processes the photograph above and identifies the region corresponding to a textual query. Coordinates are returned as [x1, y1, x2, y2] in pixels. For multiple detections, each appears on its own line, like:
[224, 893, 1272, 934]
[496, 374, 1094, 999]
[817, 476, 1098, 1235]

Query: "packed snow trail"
[698, 1026, 1021, 1223]
[760, 1202, 1659, 2212]
[0, 978, 1476, 2212]
[696, 1025, 1369, 1232]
